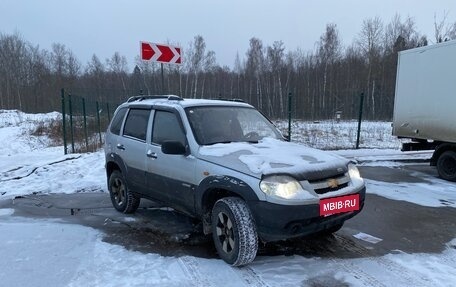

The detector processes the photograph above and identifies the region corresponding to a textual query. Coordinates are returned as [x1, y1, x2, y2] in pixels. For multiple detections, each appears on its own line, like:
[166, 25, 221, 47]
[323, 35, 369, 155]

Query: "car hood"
[198, 138, 350, 180]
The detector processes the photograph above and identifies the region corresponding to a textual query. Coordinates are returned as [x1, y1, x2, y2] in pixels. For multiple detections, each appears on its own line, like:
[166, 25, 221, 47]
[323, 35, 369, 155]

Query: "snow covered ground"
[1, 211, 455, 287]
[1, 110, 456, 286]
[274, 119, 404, 150]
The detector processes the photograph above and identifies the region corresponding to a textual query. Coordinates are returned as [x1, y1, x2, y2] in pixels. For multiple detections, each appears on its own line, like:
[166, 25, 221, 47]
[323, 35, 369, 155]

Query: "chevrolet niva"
[104, 95, 365, 266]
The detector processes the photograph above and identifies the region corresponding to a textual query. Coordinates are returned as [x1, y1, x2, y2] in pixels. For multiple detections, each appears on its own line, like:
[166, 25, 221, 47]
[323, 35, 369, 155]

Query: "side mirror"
[161, 140, 186, 155]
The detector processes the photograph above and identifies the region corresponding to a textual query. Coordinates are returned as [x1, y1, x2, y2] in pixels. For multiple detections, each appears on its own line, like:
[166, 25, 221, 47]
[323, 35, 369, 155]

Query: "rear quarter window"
[109, 107, 127, 135]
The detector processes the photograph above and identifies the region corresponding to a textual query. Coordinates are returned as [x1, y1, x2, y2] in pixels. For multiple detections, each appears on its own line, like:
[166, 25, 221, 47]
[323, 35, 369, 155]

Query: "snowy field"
[274, 119, 404, 150]
[1, 110, 455, 286]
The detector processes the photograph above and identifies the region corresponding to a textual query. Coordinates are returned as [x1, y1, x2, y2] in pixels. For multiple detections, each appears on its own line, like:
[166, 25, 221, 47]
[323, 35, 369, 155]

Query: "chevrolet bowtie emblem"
[327, 178, 339, 188]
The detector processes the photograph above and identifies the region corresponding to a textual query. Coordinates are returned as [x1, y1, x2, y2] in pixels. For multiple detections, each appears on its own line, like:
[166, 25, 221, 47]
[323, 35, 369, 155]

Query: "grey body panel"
[146, 143, 196, 214]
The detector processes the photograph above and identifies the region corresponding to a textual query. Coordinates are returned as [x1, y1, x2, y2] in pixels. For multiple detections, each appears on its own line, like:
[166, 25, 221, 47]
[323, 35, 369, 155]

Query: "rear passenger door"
[146, 109, 196, 214]
[119, 108, 151, 194]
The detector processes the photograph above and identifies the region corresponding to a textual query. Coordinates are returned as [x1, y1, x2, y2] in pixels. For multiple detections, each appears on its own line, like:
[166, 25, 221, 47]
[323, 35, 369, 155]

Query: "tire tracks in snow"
[332, 234, 431, 287]
[300, 237, 386, 287]
[236, 266, 270, 287]
[178, 256, 270, 287]
[0, 156, 81, 182]
[178, 256, 215, 287]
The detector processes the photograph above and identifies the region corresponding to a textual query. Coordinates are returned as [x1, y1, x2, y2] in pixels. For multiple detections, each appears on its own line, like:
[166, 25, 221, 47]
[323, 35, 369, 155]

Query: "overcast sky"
[0, 0, 455, 69]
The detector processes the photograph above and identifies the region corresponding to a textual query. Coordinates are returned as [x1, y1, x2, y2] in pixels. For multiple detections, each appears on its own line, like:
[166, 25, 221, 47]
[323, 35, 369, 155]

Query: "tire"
[211, 197, 258, 266]
[316, 223, 343, 237]
[437, 151, 456, 182]
[108, 170, 140, 213]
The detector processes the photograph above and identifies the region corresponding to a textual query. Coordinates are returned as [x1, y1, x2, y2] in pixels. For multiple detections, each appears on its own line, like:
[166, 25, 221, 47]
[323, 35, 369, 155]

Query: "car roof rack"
[215, 97, 245, 103]
[127, 95, 184, 103]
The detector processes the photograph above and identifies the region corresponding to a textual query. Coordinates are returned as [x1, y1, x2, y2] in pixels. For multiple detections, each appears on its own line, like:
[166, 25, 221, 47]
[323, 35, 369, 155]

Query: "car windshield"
[185, 106, 283, 145]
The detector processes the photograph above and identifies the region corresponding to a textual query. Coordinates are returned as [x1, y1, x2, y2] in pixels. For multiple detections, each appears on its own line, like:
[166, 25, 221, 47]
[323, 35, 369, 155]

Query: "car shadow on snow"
[92, 207, 376, 260]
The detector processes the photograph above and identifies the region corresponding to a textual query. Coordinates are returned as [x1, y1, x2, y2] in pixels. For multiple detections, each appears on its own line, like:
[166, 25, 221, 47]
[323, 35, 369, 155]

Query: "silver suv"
[104, 95, 366, 266]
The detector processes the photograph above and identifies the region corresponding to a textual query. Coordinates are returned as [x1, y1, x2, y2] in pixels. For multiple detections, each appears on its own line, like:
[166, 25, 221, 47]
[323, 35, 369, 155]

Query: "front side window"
[152, 110, 186, 145]
[123, 108, 150, 141]
[185, 106, 283, 145]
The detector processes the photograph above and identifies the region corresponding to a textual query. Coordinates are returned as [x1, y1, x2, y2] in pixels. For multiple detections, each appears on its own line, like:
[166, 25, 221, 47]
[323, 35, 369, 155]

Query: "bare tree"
[266, 41, 285, 116]
[85, 54, 105, 101]
[189, 35, 206, 98]
[107, 52, 128, 97]
[357, 17, 384, 119]
[434, 12, 449, 43]
[201, 50, 216, 98]
[246, 37, 265, 108]
[317, 23, 342, 116]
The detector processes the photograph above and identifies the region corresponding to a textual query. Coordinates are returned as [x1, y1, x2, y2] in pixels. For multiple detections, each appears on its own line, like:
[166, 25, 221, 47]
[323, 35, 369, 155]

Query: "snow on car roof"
[127, 96, 253, 109]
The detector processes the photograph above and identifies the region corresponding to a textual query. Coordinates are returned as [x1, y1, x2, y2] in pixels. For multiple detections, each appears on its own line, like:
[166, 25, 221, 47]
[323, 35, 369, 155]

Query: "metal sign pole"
[161, 63, 165, 95]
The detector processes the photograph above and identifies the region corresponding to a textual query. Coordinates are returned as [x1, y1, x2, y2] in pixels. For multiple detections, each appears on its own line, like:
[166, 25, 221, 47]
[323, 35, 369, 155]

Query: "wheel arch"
[195, 175, 259, 234]
[105, 153, 128, 185]
[431, 143, 456, 166]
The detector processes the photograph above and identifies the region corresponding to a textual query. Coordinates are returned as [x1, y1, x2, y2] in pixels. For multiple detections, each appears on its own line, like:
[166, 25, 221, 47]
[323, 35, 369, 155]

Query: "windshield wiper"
[204, 141, 233, 146]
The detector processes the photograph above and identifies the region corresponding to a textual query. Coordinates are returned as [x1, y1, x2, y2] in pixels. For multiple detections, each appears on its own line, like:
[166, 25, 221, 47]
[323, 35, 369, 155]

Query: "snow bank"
[0, 110, 106, 199]
[0, 109, 61, 154]
[365, 177, 456, 208]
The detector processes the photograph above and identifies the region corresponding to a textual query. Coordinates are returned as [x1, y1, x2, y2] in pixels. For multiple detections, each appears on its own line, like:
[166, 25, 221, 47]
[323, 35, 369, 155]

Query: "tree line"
[1, 14, 455, 120]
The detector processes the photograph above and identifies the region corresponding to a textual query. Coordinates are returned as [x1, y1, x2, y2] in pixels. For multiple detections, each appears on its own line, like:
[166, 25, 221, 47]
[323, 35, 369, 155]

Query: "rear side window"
[123, 109, 150, 141]
[109, 108, 127, 135]
[152, 110, 186, 145]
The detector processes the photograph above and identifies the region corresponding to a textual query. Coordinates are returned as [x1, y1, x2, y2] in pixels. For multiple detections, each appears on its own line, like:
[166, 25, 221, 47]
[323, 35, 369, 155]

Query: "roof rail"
[127, 95, 184, 103]
[215, 97, 245, 103]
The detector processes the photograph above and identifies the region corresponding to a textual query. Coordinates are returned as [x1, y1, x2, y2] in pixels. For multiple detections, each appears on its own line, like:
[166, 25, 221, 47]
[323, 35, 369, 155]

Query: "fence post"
[69, 94, 75, 153]
[82, 98, 89, 152]
[287, 92, 292, 141]
[96, 101, 102, 146]
[61, 89, 67, 155]
[106, 102, 111, 122]
[356, 93, 365, 149]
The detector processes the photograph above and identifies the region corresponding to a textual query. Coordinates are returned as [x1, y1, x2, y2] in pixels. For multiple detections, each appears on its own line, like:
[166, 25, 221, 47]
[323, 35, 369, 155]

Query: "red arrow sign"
[140, 41, 182, 64]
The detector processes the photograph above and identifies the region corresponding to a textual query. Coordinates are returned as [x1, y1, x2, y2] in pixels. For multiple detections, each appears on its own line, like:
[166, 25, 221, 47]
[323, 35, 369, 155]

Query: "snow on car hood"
[198, 138, 350, 180]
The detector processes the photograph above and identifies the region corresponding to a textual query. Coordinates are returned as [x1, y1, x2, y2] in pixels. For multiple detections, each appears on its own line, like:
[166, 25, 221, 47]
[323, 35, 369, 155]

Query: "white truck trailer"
[392, 40, 456, 181]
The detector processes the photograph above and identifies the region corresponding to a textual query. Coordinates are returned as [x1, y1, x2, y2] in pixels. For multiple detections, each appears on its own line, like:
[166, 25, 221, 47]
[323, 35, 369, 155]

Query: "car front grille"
[307, 173, 350, 195]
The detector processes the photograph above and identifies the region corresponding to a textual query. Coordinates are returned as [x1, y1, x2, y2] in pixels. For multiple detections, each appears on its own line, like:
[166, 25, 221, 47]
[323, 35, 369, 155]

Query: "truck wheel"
[211, 197, 258, 266]
[437, 151, 456, 182]
[108, 170, 140, 213]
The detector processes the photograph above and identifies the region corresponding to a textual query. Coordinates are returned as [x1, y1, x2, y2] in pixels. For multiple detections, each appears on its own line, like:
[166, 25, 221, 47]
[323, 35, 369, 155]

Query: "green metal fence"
[61, 88, 119, 154]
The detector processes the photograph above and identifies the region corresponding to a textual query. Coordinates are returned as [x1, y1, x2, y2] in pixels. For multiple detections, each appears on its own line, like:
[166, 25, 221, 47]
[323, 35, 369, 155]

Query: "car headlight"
[259, 175, 311, 200]
[348, 163, 364, 185]
[348, 163, 361, 179]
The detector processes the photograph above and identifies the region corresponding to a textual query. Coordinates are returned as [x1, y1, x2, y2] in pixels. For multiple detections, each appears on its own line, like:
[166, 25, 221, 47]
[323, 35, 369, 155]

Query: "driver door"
[146, 109, 196, 214]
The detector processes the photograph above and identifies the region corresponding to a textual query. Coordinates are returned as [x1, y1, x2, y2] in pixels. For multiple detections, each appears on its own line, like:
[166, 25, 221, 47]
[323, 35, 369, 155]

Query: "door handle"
[116, 144, 125, 150]
[146, 150, 158, 159]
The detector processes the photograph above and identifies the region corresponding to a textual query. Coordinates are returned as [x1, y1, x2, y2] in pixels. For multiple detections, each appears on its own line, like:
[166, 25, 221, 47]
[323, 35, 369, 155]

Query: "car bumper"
[248, 187, 366, 242]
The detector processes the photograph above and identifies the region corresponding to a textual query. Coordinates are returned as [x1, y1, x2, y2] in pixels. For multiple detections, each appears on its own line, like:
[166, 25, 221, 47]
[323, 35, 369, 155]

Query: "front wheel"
[211, 197, 258, 266]
[437, 151, 456, 182]
[108, 170, 140, 213]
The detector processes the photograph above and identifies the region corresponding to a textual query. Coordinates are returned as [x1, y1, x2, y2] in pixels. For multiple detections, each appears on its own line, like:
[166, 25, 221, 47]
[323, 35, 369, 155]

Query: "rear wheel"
[437, 151, 456, 182]
[211, 197, 258, 266]
[108, 170, 140, 213]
